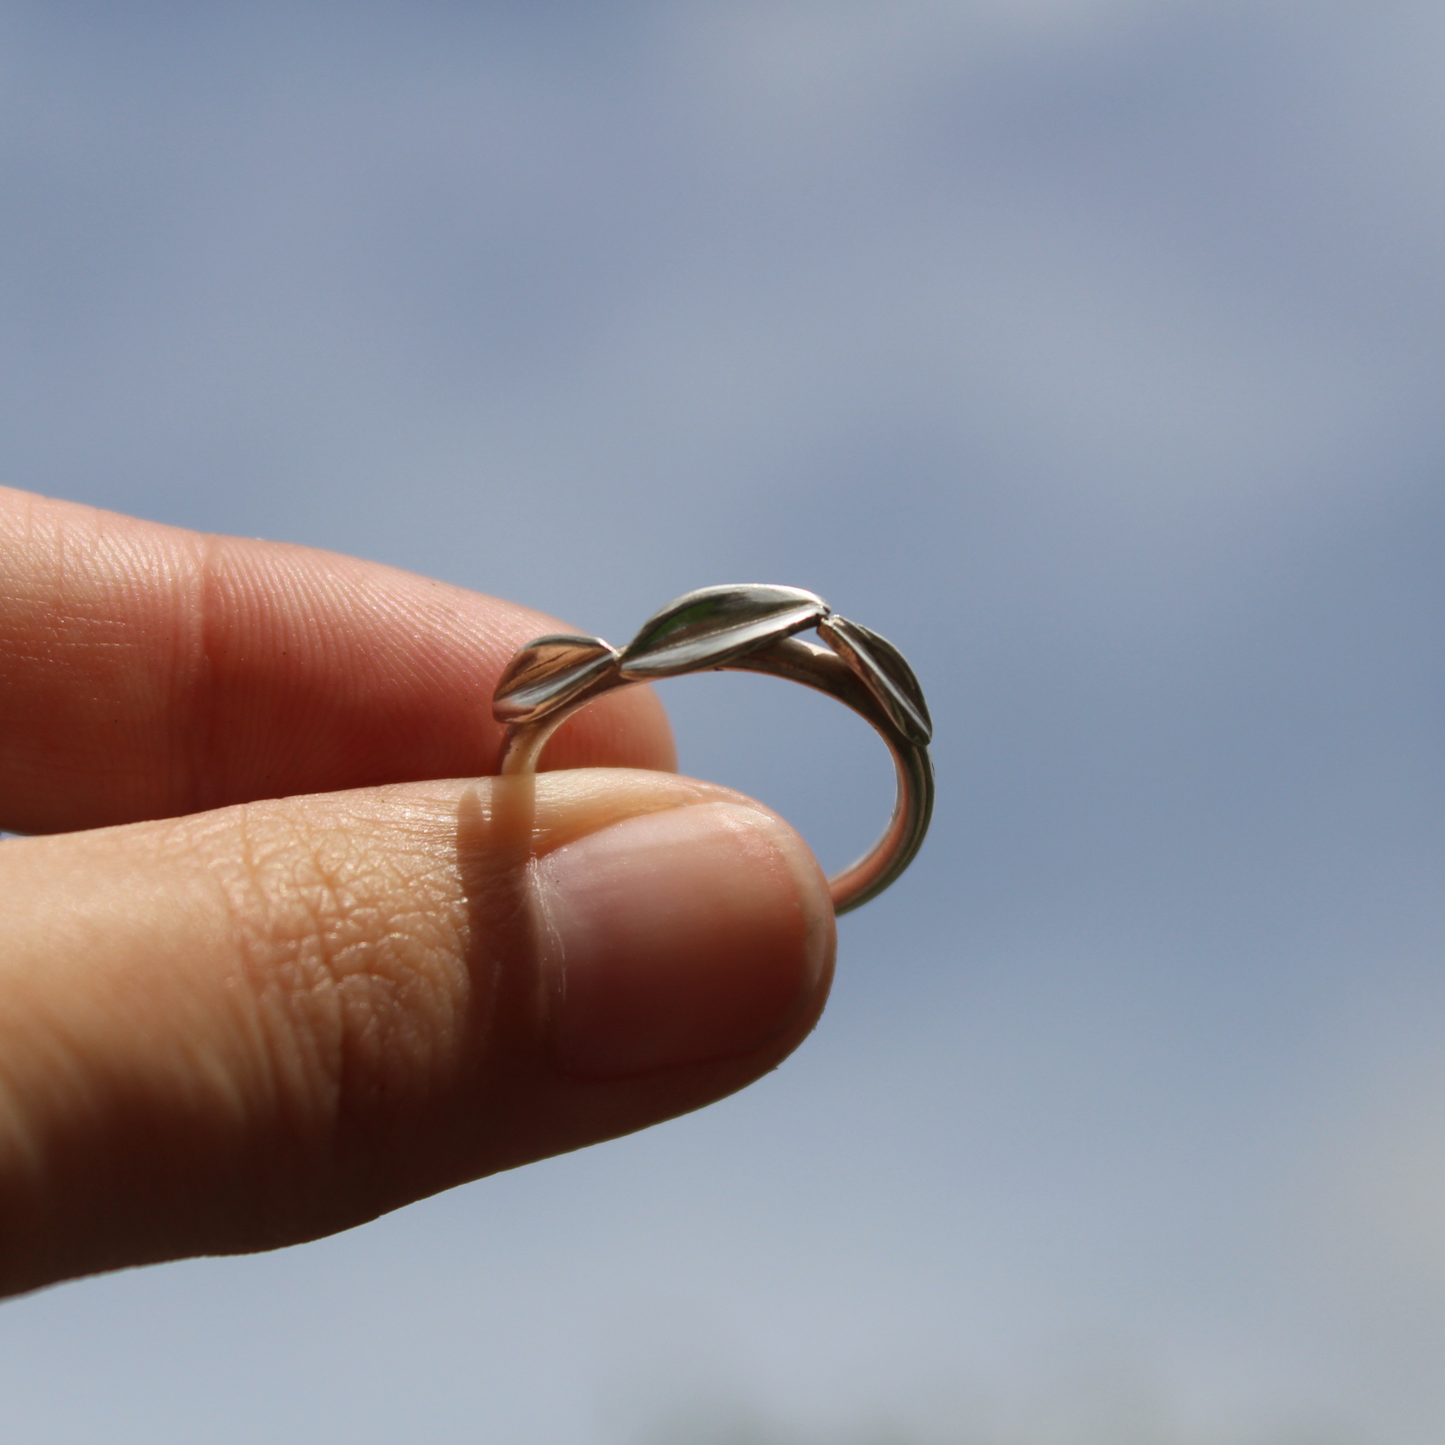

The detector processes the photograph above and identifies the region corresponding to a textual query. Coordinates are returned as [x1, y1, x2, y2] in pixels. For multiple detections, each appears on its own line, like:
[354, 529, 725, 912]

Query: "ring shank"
[499, 636, 934, 915]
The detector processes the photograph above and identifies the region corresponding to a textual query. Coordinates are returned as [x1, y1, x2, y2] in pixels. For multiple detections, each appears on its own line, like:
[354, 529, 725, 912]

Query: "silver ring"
[492, 585, 934, 914]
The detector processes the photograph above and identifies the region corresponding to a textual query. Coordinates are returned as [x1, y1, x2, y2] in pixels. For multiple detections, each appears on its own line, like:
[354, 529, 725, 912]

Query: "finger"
[0, 769, 834, 1297]
[0, 487, 674, 834]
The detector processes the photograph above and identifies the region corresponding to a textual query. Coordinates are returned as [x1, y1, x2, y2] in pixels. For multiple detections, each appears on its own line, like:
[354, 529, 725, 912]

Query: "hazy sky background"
[3, 2, 1445, 1441]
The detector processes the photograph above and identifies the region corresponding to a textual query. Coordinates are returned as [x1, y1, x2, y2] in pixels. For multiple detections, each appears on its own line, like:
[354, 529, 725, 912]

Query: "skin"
[0, 486, 836, 1299]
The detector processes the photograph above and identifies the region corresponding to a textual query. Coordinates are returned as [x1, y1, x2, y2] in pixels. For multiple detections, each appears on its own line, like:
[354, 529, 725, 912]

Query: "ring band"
[492, 585, 934, 914]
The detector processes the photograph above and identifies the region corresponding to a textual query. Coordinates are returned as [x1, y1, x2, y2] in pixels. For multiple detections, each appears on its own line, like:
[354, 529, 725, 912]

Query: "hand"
[0, 486, 834, 1298]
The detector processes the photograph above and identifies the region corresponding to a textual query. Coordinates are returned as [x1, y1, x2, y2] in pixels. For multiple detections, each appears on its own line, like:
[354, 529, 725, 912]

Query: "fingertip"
[541, 677, 678, 775]
[533, 799, 834, 1079]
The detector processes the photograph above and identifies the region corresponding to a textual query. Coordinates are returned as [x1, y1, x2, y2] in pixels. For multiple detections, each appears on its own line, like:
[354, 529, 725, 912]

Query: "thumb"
[0, 770, 833, 1297]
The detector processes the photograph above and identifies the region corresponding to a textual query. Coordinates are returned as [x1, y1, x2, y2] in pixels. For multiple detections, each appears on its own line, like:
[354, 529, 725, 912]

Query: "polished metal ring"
[492, 584, 934, 914]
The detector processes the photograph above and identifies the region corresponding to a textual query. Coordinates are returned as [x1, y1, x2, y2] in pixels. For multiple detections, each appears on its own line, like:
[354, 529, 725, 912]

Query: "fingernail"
[532, 802, 833, 1079]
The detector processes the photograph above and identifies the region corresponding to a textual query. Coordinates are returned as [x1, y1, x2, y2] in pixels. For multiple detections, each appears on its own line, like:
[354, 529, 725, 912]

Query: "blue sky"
[3, 3, 1445, 1441]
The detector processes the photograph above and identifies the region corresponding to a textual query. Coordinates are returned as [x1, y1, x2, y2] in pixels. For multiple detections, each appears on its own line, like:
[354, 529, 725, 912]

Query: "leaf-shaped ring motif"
[618, 584, 828, 678]
[491, 586, 934, 914]
[817, 615, 932, 747]
[492, 634, 620, 724]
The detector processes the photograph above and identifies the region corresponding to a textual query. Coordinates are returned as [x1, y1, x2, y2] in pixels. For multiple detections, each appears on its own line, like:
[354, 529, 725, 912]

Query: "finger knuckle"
[205, 802, 468, 1135]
